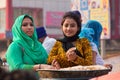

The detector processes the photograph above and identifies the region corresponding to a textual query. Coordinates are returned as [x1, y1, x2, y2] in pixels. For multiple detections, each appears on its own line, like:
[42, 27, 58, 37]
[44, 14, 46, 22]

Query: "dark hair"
[0, 67, 10, 80]
[10, 70, 38, 80]
[72, 10, 81, 18]
[61, 11, 81, 32]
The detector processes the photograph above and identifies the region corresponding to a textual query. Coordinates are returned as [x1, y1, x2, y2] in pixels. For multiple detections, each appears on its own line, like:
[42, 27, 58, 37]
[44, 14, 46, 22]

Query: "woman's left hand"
[104, 64, 113, 70]
[66, 47, 78, 61]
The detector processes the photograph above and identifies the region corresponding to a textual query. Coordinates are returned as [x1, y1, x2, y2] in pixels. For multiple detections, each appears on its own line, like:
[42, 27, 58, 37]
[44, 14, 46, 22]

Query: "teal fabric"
[79, 27, 94, 42]
[6, 14, 48, 71]
[81, 20, 103, 48]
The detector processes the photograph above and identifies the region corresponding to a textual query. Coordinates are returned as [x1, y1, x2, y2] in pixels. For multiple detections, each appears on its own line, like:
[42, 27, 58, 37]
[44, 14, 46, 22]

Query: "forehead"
[64, 18, 76, 23]
[23, 17, 32, 22]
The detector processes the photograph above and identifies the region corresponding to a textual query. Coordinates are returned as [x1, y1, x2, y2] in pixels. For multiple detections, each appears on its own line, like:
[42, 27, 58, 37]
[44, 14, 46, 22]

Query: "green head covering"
[12, 14, 48, 64]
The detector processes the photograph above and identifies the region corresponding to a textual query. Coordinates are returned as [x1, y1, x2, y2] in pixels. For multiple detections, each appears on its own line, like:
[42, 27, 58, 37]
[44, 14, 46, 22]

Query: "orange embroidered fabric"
[47, 38, 93, 68]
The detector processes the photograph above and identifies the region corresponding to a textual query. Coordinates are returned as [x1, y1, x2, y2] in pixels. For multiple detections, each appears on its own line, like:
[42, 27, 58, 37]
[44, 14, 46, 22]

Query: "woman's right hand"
[33, 64, 56, 71]
[104, 64, 113, 70]
[40, 64, 57, 69]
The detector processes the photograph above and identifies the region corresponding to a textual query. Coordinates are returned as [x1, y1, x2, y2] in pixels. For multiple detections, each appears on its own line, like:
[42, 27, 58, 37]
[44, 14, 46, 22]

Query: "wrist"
[73, 56, 78, 62]
[39, 64, 41, 69]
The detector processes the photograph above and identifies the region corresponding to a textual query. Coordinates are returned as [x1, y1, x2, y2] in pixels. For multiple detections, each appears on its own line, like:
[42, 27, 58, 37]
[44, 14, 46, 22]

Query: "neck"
[63, 35, 79, 42]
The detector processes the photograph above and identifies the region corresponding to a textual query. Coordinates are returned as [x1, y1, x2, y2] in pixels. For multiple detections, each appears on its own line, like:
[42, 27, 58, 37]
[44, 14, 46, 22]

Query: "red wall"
[6, 0, 13, 31]
[110, 0, 120, 39]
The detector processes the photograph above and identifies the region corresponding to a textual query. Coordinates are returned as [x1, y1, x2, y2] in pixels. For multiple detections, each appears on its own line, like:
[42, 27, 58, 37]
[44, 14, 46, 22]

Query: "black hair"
[72, 10, 81, 18]
[0, 67, 10, 80]
[10, 69, 38, 80]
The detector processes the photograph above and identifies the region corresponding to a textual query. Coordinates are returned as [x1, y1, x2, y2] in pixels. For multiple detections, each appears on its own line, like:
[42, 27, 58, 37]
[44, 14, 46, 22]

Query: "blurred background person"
[36, 27, 56, 54]
[79, 20, 112, 69]
[79, 26, 104, 65]
[10, 69, 38, 80]
[83, 20, 103, 50]
[0, 67, 10, 80]
[73, 10, 104, 65]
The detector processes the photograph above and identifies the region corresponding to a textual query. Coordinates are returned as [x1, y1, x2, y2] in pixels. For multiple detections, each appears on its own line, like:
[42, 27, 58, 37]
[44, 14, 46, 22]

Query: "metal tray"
[37, 68, 111, 79]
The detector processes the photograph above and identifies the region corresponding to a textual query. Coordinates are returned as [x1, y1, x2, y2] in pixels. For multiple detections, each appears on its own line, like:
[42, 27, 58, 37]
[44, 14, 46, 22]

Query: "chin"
[67, 36, 73, 37]
[28, 34, 33, 37]
[66, 34, 73, 37]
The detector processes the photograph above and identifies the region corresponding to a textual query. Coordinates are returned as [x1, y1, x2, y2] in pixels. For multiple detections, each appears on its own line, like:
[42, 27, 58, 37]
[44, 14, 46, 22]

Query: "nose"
[28, 24, 32, 28]
[66, 26, 71, 30]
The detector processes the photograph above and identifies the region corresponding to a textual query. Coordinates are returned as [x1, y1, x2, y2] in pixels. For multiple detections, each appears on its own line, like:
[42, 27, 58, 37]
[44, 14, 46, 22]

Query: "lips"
[27, 31, 32, 33]
[26, 31, 33, 34]
[66, 32, 72, 35]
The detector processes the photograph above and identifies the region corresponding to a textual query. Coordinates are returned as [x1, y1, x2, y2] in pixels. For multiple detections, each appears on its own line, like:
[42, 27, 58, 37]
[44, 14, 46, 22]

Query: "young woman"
[6, 14, 56, 71]
[47, 11, 93, 68]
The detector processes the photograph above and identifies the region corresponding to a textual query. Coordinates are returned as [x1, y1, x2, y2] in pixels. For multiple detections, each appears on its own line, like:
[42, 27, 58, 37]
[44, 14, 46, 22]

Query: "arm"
[6, 42, 34, 70]
[90, 42, 104, 65]
[6, 42, 55, 71]
[90, 42, 97, 65]
[92, 51, 97, 65]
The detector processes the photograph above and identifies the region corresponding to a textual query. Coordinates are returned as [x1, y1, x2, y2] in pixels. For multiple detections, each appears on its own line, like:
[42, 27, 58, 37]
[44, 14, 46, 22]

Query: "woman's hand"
[51, 59, 60, 69]
[40, 64, 57, 70]
[104, 64, 113, 70]
[34, 64, 56, 71]
[66, 47, 78, 61]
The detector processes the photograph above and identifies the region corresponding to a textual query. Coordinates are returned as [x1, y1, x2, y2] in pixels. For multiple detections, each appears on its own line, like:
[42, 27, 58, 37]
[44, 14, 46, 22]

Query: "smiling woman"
[47, 11, 93, 68]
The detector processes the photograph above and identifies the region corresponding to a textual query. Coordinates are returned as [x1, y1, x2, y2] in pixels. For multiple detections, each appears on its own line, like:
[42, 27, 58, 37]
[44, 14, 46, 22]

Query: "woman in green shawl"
[6, 14, 55, 71]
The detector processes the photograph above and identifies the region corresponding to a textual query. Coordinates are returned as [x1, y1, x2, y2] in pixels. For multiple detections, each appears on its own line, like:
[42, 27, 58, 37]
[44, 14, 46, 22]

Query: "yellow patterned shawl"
[47, 38, 93, 68]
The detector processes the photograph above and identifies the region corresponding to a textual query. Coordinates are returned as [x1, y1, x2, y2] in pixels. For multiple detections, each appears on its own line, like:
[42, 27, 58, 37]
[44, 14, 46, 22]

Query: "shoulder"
[49, 40, 62, 51]
[44, 37, 56, 43]
[77, 38, 91, 49]
[48, 38, 56, 42]
[77, 38, 89, 43]
[53, 40, 62, 47]
[55, 40, 62, 44]
[43, 37, 56, 47]
[8, 42, 19, 49]
[90, 42, 97, 49]
[7, 41, 22, 52]
[6, 41, 22, 56]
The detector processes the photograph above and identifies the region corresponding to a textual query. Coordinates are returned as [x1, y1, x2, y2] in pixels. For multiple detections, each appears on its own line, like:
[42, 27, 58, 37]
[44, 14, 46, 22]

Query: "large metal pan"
[37, 68, 111, 79]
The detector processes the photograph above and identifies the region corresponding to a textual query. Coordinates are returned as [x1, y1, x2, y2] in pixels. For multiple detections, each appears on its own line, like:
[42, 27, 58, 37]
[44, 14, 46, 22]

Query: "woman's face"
[21, 17, 34, 37]
[62, 18, 79, 37]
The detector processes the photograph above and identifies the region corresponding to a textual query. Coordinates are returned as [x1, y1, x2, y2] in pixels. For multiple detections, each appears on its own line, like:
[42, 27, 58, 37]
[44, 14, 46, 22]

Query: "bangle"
[39, 64, 41, 69]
